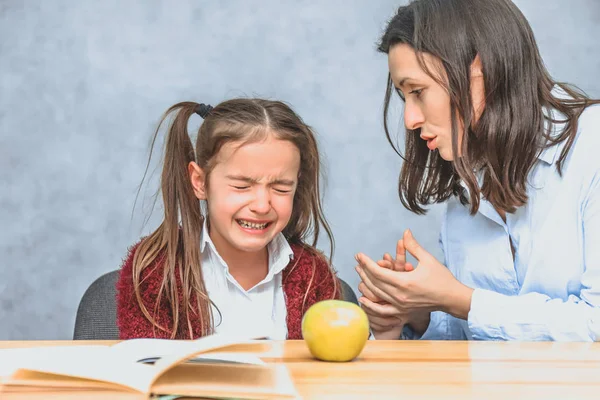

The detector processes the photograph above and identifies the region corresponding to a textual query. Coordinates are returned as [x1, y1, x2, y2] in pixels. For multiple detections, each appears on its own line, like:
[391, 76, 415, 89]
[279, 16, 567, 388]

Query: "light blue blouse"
[419, 104, 600, 341]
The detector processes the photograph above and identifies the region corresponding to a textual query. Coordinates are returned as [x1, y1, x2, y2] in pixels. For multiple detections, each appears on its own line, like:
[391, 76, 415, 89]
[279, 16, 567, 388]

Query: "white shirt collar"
[199, 219, 294, 278]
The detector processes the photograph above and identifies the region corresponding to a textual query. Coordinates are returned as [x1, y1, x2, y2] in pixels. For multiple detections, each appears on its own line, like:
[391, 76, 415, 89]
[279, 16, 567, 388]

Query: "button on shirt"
[200, 221, 294, 340]
[420, 104, 600, 341]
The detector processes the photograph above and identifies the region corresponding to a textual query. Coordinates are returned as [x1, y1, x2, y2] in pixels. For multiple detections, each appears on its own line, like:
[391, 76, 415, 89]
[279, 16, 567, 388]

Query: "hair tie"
[194, 103, 213, 119]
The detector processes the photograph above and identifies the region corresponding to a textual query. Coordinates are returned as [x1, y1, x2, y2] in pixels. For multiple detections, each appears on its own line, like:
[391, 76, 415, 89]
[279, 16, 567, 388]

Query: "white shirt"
[200, 221, 293, 339]
[417, 104, 600, 341]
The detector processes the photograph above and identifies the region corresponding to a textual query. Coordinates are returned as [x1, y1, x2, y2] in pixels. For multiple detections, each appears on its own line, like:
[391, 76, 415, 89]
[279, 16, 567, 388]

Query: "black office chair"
[73, 270, 359, 340]
[339, 278, 358, 305]
[73, 270, 120, 340]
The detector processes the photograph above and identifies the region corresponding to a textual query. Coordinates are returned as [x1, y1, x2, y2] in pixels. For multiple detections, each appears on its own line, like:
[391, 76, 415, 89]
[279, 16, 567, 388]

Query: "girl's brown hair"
[133, 99, 337, 338]
[379, 0, 600, 215]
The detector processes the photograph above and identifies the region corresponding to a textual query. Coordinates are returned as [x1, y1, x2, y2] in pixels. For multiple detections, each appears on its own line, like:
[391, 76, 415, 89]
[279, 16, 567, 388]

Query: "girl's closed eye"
[273, 187, 292, 194]
[231, 185, 250, 190]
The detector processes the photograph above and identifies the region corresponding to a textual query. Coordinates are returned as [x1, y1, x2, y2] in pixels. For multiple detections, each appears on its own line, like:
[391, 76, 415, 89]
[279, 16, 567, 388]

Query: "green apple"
[301, 300, 369, 362]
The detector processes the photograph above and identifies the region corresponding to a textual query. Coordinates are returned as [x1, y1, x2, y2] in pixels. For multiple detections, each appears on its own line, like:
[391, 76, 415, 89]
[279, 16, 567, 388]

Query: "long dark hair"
[133, 99, 337, 338]
[379, 0, 600, 214]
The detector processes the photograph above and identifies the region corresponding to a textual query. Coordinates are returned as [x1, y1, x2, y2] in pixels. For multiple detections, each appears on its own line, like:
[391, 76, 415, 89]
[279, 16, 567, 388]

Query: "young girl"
[116, 99, 340, 340]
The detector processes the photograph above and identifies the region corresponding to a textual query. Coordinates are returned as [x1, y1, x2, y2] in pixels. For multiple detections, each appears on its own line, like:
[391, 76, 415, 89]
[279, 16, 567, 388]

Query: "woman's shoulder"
[578, 104, 600, 138]
[567, 104, 600, 171]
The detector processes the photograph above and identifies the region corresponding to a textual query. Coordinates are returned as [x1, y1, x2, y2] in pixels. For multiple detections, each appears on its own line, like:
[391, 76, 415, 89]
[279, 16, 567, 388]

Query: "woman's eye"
[409, 88, 423, 97]
[395, 87, 405, 101]
[232, 186, 249, 190]
[274, 188, 292, 194]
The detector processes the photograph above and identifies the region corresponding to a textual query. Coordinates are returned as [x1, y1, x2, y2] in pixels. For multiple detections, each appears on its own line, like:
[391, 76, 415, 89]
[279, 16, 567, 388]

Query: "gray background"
[1, 0, 598, 339]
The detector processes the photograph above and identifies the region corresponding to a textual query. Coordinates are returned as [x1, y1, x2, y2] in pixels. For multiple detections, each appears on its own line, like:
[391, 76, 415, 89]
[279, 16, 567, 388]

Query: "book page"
[0, 331, 272, 395]
[109, 339, 267, 365]
[144, 333, 298, 398]
[152, 363, 299, 399]
[0, 345, 156, 393]
[147, 332, 272, 382]
[0, 346, 107, 378]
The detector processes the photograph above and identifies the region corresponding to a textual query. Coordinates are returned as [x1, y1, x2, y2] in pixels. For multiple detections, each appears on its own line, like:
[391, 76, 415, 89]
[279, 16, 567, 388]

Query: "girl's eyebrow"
[270, 179, 296, 186]
[226, 174, 257, 183]
[225, 175, 295, 186]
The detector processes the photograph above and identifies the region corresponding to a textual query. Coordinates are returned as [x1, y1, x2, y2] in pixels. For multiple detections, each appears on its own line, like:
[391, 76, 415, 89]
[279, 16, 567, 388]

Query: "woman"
[355, 0, 600, 341]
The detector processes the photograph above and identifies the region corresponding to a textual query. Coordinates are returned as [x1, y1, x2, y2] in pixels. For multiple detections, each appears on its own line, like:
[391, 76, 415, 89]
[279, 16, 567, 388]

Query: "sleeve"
[115, 242, 175, 339]
[467, 172, 600, 341]
[404, 204, 468, 340]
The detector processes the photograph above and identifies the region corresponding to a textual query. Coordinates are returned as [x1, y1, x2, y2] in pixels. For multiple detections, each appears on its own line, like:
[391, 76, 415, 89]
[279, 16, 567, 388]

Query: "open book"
[0, 332, 298, 399]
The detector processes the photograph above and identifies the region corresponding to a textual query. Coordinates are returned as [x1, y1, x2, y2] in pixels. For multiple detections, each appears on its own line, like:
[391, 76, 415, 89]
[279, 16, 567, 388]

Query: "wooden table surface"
[2, 340, 600, 399]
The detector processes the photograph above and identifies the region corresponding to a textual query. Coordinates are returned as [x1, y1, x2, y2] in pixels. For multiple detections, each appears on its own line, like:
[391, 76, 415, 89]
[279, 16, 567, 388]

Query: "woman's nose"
[404, 100, 425, 130]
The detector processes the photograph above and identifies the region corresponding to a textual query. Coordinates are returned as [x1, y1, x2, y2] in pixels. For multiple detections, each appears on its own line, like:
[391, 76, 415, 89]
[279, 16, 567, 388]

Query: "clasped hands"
[354, 229, 473, 339]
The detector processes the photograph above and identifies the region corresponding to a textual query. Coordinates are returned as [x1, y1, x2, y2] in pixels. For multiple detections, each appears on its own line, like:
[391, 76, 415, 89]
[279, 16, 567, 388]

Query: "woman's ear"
[470, 54, 486, 121]
[470, 54, 483, 78]
[188, 161, 207, 200]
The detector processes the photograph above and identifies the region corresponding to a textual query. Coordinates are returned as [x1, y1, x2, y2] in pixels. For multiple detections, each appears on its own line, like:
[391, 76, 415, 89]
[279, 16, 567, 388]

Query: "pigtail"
[132, 102, 213, 338]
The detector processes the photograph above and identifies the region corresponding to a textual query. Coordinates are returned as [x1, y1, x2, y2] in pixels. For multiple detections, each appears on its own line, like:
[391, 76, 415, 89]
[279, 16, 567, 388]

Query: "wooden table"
[2, 340, 600, 399]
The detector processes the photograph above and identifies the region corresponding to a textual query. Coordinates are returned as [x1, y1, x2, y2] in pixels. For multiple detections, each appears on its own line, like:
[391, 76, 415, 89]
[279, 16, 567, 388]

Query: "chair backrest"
[338, 278, 358, 305]
[73, 270, 120, 340]
[73, 270, 358, 340]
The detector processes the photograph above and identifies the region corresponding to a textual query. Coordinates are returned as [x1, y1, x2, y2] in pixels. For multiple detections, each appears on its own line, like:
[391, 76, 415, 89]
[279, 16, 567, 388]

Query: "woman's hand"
[356, 229, 474, 321]
[360, 238, 414, 299]
[359, 260, 431, 338]
[357, 239, 419, 339]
